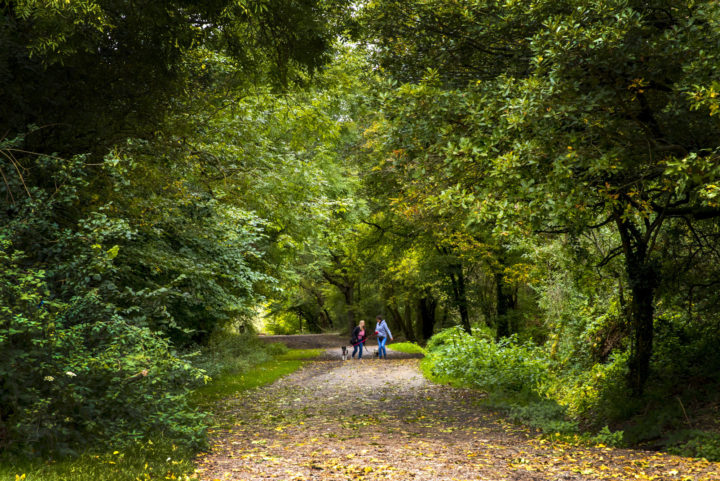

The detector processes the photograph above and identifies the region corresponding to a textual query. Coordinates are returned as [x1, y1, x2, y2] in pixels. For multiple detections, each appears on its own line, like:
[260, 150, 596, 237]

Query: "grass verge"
[192, 348, 323, 406]
[388, 342, 427, 355]
[1, 345, 321, 481]
[0, 440, 196, 481]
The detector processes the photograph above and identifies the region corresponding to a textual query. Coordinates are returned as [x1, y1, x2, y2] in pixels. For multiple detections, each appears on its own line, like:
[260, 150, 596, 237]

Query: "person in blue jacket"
[374, 315, 393, 359]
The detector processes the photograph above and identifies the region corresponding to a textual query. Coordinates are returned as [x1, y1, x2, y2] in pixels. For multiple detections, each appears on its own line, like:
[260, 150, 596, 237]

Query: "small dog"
[374, 349, 379, 358]
[341, 345, 348, 361]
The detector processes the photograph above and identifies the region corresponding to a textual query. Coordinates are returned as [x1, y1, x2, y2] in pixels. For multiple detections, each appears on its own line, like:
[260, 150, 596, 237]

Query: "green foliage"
[507, 400, 578, 436]
[425, 328, 550, 398]
[0, 237, 207, 456]
[5, 0, 720, 463]
[548, 352, 633, 427]
[423, 328, 629, 444]
[1, 0, 354, 462]
[0, 147, 211, 455]
[667, 431, 720, 461]
[387, 342, 426, 355]
[1, 0, 347, 155]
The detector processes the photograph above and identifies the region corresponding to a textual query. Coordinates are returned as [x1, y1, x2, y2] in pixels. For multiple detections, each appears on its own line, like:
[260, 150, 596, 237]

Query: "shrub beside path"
[195, 335, 720, 480]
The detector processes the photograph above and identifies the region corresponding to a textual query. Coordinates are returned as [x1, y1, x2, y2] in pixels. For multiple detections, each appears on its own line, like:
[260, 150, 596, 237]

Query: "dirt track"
[195, 335, 720, 480]
[259, 333, 424, 360]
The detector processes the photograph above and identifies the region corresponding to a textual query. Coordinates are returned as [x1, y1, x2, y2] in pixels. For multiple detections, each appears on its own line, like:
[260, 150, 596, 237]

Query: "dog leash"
[351, 332, 377, 347]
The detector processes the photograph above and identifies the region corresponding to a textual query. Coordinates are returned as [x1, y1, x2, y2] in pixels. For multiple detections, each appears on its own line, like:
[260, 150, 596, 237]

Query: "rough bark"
[418, 295, 437, 342]
[616, 215, 658, 396]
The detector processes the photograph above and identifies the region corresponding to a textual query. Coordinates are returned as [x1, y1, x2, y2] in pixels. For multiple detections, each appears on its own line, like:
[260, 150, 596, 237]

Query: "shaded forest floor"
[194, 335, 720, 480]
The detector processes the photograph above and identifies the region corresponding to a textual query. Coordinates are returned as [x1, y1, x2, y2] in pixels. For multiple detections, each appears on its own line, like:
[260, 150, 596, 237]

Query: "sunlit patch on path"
[195, 350, 720, 480]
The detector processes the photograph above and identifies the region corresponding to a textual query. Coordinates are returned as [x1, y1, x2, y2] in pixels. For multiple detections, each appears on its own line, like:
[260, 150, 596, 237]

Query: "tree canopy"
[3, 0, 720, 461]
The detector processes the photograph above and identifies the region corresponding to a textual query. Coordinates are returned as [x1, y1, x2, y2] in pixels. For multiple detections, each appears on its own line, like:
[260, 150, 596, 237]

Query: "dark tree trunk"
[388, 304, 416, 342]
[343, 284, 355, 334]
[625, 256, 657, 396]
[448, 262, 471, 334]
[304, 284, 334, 330]
[418, 295, 437, 341]
[495, 272, 515, 340]
[322, 269, 356, 334]
[616, 215, 658, 396]
[404, 300, 415, 340]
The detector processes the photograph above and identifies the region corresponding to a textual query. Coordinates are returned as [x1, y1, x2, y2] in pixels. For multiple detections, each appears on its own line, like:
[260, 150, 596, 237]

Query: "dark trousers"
[352, 342, 364, 358]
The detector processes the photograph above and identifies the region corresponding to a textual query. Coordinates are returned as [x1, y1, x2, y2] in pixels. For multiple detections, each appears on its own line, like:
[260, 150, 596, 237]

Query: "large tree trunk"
[322, 269, 355, 334]
[418, 294, 437, 342]
[388, 304, 416, 342]
[343, 284, 355, 334]
[495, 272, 515, 340]
[626, 256, 657, 396]
[616, 215, 658, 396]
[448, 262, 471, 334]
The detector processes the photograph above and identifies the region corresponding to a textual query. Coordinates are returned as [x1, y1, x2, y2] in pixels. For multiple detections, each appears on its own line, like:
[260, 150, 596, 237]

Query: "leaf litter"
[195, 342, 720, 480]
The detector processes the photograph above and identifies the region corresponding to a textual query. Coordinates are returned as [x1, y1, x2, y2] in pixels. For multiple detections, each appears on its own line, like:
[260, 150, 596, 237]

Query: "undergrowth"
[0, 333, 319, 480]
[420, 327, 720, 459]
[420, 327, 625, 448]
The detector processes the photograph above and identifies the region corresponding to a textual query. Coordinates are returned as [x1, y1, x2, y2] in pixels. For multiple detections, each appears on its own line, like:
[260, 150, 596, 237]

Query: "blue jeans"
[352, 342, 363, 358]
[378, 336, 387, 358]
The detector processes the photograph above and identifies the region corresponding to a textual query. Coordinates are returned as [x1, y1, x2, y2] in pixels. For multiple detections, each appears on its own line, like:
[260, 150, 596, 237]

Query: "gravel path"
[195, 337, 720, 480]
[259, 333, 424, 360]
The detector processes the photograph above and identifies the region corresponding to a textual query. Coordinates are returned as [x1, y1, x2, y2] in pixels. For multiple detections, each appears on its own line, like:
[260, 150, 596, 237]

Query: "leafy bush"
[508, 400, 578, 435]
[0, 148, 239, 455]
[425, 328, 550, 398]
[0, 242, 207, 455]
[590, 426, 625, 447]
[547, 351, 633, 426]
[423, 328, 628, 445]
[667, 431, 720, 461]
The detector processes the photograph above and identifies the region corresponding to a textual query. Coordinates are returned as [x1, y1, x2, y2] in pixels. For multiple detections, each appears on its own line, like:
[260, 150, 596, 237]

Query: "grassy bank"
[192, 348, 323, 406]
[388, 342, 427, 355]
